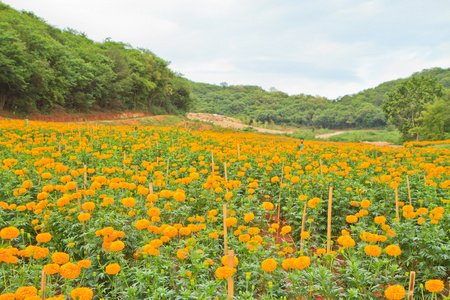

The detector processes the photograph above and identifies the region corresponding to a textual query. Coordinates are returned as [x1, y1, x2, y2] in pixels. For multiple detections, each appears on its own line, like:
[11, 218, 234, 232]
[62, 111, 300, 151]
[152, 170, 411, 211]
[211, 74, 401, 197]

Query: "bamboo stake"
[327, 187, 333, 254]
[135, 165, 138, 177]
[280, 159, 285, 185]
[227, 250, 234, 300]
[41, 269, 46, 300]
[211, 150, 215, 180]
[148, 182, 153, 194]
[237, 143, 240, 158]
[166, 159, 170, 180]
[300, 203, 308, 252]
[407, 271, 416, 300]
[406, 175, 412, 205]
[84, 165, 87, 185]
[224, 162, 229, 193]
[320, 159, 323, 177]
[395, 188, 399, 218]
[58, 141, 61, 154]
[223, 204, 228, 254]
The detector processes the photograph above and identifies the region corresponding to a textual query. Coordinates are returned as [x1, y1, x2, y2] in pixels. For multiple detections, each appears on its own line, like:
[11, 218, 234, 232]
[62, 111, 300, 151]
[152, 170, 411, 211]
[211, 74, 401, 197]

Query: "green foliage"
[382, 76, 444, 141]
[327, 129, 402, 144]
[191, 67, 450, 131]
[411, 96, 450, 141]
[0, 3, 195, 115]
[190, 82, 387, 129]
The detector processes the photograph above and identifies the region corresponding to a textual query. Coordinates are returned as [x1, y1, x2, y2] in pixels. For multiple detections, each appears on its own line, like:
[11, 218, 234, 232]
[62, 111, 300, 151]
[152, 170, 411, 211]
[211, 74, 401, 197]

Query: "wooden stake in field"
[320, 159, 323, 177]
[223, 204, 228, 254]
[41, 269, 46, 300]
[406, 175, 412, 205]
[211, 150, 215, 180]
[166, 159, 170, 181]
[224, 162, 229, 193]
[237, 143, 240, 158]
[327, 187, 333, 254]
[395, 188, 399, 218]
[227, 250, 235, 300]
[407, 271, 416, 300]
[300, 203, 308, 252]
[280, 159, 285, 185]
[84, 165, 87, 186]
[148, 182, 154, 194]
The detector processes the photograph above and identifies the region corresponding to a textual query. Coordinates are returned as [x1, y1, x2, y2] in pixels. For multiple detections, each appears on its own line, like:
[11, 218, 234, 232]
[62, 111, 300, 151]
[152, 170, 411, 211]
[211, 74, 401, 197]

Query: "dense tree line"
[191, 67, 450, 130]
[0, 3, 195, 115]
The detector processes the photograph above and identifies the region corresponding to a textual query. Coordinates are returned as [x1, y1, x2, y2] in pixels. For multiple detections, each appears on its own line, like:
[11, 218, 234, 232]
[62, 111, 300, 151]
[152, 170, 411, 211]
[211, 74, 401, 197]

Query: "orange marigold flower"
[204, 259, 214, 266]
[215, 266, 235, 279]
[14, 286, 38, 300]
[300, 231, 310, 239]
[244, 213, 254, 223]
[346, 215, 358, 223]
[364, 245, 382, 257]
[384, 285, 406, 300]
[120, 197, 136, 208]
[163, 226, 178, 238]
[52, 252, 70, 264]
[0, 293, 15, 300]
[261, 258, 277, 272]
[425, 280, 444, 293]
[60, 262, 81, 279]
[36, 232, 52, 243]
[280, 226, 291, 235]
[360, 199, 371, 208]
[81, 202, 95, 211]
[226, 217, 237, 227]
[70, 287, 94, 300]
[105, 263, 121, 275]
[135, 219, 151, 230]
[0, 226, 20, 239]
[78, 213, 91, 222]
[43, 263, 61, 275]
[179, 227, 192, 236]
[262, 202, 274, 210]
[337, 235, 356, 248]
[146, 207, 161, 217]
[248, 227, 260, 235]
[374, 216, 386, 224]
[173, 191, 186, 201]
[177, 248, 189, 260]
[221, 255, 239, 267]
[385, 245, 401, 257]
[77, 260, 92, 268]
[109, 240, 125, 252]
[292, 256, 310, 269]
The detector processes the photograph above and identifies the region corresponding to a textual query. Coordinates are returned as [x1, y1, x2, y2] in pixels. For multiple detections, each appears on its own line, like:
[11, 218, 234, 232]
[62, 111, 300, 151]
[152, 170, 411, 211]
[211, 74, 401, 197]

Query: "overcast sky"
[3, 0, 450, 98]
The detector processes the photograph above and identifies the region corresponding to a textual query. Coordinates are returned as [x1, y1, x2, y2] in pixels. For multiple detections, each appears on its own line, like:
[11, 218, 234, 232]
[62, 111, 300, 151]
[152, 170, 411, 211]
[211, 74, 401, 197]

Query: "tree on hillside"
[411, 96, 450, 141]
[381, 76, 444, 141]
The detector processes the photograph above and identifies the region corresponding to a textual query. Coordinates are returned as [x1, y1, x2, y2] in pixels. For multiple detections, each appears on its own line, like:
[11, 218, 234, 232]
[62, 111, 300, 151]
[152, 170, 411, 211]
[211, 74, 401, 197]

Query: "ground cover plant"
[0, 119, 449, 299]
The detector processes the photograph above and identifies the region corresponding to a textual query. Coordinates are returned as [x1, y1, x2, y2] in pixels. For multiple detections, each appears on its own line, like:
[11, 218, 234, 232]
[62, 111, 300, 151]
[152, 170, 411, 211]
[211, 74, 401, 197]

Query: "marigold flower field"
[0, 119, 449, 299]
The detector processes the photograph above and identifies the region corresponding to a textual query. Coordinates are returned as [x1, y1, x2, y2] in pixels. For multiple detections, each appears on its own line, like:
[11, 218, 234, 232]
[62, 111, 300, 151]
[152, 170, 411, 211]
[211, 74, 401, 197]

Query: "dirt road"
[315, 131, 345, 139]
[186, 113, 296, 135]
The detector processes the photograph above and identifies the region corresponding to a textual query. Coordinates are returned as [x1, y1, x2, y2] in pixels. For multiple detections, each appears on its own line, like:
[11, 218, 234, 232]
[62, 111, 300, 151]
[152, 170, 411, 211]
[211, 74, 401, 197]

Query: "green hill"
[190, 67, 450, 129]
[0, 2, 195, 116]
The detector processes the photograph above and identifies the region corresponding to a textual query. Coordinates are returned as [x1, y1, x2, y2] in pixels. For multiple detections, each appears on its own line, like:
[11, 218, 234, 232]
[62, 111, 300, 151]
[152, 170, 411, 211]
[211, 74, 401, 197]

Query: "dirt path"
[186, 113, 296, 134]
[315, 131, 345, 139]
